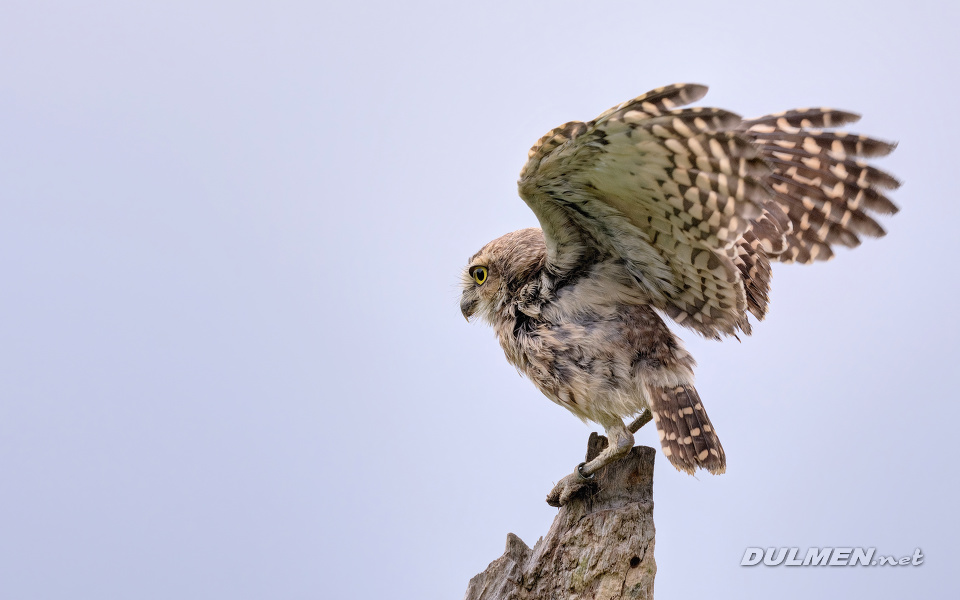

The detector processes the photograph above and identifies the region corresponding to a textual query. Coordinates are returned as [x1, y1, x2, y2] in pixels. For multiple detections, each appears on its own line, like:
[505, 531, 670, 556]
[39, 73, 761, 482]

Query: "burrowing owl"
[458, 84, 898, 506]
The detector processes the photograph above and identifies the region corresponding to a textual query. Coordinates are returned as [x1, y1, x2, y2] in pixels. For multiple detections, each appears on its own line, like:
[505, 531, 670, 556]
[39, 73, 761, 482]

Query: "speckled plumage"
[459, 84, 898, 503]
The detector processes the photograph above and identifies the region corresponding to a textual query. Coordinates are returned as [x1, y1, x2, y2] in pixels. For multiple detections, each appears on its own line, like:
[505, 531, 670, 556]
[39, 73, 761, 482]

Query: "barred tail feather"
[648, 385, 726, 475]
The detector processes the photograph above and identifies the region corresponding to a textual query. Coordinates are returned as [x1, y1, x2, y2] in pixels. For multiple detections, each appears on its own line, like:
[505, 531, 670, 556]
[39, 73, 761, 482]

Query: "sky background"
[1, 1, 958, 598]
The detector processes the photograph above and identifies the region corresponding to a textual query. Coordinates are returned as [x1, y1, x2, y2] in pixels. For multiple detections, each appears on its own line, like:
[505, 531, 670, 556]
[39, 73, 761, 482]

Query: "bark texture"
[464, 435, 656, 600]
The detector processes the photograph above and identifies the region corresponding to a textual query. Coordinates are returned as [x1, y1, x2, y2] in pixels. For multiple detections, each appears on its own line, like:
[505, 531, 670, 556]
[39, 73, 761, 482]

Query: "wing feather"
[518, 85, 898, 337]
[738, 108, 900, 265]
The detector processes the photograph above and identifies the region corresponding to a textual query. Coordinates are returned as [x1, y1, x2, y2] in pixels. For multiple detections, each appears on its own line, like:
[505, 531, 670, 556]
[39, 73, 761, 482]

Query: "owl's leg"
[546, 419, 633, 507]
[627, 409, 652, 434]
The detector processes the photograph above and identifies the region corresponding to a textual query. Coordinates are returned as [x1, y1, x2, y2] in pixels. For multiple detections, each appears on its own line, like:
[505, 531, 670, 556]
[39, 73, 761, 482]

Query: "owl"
[458, 84, 899, 506]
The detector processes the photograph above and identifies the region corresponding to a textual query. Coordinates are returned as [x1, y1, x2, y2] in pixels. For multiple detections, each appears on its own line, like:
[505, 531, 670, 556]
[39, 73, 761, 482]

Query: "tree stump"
[464, 435, 657, 600]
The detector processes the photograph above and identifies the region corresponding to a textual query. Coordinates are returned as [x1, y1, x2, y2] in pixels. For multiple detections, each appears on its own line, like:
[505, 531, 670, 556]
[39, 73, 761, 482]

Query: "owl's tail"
[648, 385, 726, 475]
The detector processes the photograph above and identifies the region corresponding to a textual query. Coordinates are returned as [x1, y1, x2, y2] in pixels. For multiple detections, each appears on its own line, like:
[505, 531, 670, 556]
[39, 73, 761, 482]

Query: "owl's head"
[459, 228, 546, 324]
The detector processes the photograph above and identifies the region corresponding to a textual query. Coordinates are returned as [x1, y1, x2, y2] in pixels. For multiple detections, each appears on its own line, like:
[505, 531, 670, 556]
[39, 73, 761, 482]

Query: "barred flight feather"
[740, 107, 863, 129]
[591, 83, 710, 126]
[739, 108, 899, 265]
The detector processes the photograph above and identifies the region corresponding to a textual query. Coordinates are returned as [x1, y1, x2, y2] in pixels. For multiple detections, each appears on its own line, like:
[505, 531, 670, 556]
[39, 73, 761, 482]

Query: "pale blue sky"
[1, 1, 957, 598]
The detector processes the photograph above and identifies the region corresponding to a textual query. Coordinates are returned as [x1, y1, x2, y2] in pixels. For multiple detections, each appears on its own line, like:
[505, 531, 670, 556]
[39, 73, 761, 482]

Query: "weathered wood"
[464, 435, 656, 600]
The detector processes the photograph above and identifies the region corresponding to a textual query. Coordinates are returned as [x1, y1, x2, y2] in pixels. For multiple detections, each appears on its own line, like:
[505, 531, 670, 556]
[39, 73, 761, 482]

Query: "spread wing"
[518, 84, 898, 338]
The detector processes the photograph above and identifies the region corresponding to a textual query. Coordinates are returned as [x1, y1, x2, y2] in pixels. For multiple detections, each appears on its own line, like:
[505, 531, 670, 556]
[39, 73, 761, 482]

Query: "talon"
[576, 462, 595, 480]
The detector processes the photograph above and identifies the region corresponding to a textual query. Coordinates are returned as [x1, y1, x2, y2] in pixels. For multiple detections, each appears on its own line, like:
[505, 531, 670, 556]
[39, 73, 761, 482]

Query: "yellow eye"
[471, 266, 488, 285]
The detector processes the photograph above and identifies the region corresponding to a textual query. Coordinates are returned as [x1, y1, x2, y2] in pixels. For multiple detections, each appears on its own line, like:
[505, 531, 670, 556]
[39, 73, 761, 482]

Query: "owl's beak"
[460, 295, 478, 321]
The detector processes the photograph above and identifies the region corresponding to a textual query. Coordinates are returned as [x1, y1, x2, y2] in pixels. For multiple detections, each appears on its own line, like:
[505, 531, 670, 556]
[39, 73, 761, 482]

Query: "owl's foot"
[546, 424, 634, 507]
[546, 466, 595, 507]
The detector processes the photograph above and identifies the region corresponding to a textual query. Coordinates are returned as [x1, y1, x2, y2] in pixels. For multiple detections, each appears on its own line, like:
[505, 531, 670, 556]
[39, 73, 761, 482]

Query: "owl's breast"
[496, 304, 652, 423]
